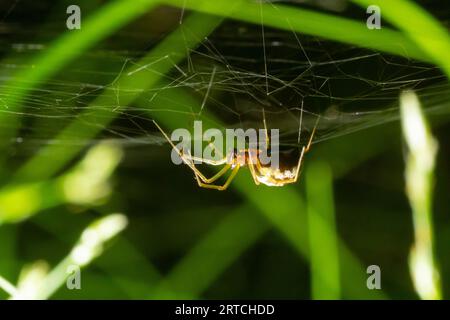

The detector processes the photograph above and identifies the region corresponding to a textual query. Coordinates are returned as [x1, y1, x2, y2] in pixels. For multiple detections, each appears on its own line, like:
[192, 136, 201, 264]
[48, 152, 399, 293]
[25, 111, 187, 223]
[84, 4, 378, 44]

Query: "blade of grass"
[306, 161, 340, 299]
[0, 226, 18, 284]
[29, 214, 128, 300]
[233, 173, 383, 299]
[150, 204, 270, 299]
[0, 274, 18, 297]
[33, 218, 163, 299]
[163, 0, 431, 62]
[28, 193, 164, 299]
[350, 0, 450, 77]
[400, 90, 441, 300]
[0, 141, 122, 224]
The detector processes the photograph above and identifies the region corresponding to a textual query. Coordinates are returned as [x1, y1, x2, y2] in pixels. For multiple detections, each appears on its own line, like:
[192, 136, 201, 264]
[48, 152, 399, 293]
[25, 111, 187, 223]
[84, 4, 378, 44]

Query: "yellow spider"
[153, 117, 318, 191]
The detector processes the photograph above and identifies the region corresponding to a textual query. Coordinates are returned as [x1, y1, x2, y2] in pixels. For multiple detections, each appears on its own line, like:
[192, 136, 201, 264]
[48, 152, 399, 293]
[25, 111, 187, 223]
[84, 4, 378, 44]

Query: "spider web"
[0, 1, 449, 156]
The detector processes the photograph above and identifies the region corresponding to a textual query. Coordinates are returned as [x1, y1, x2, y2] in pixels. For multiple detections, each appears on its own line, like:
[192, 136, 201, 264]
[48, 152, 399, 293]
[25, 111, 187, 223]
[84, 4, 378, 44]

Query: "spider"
[153, 116, 318, 191]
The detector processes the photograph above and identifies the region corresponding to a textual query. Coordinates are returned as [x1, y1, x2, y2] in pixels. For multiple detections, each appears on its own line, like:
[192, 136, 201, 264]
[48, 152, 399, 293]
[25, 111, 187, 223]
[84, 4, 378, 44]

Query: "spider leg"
[247, 150, 261, 185]
[298, 99, 304, 144]
[182, 148, 231, 183]
[289, 116, 319, 183]
[187, 154, 228, 166]
[199, 164, 232, 183]
[276, 119, 312, 185]
[262, 108, 269, 147]
[293, 146, 306, 183]
[195, 165, 240, 191]
[153, 120, 232, 184]
[305, 115, 320, 152]
[290, 115, 319, 183]
[187, 139, 227, 165]
[253, 153, 266, 177]
[248, 163, 261, 185]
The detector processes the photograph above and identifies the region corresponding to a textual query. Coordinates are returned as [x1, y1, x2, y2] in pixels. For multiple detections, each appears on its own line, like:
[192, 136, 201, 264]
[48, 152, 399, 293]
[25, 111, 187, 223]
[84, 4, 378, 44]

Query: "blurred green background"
[0, 0, 449, 299]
